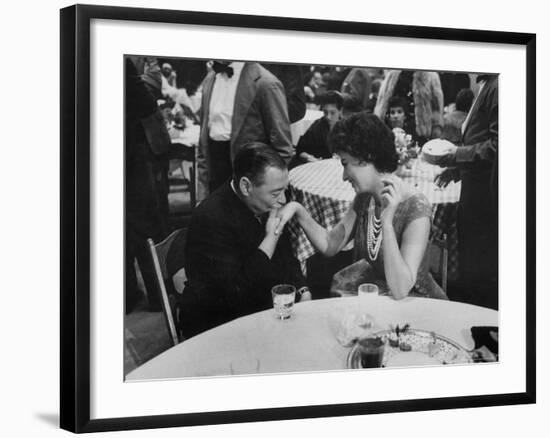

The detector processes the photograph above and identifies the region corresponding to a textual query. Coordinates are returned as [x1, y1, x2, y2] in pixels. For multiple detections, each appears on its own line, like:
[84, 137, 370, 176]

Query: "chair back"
[147, 229, 184, 346]
[428, 233, 448, 293]
[168, 144, 197, 210]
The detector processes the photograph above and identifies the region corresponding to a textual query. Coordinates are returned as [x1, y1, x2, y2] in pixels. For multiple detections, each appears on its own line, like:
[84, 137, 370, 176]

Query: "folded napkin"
[336, 313, 377, 347]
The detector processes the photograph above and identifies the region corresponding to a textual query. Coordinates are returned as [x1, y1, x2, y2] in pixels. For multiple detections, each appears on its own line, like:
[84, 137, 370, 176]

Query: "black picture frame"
[60, 3, 536, 433]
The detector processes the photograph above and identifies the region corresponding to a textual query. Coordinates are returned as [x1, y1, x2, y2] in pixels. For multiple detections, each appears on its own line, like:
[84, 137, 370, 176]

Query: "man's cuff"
[455, 145, 474, 163]
[297, 286, 312, 302]
[440, 152, 457, 167]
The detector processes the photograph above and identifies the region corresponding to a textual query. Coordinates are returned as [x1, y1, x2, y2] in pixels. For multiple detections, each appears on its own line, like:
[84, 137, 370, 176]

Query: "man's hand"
[434, 167, 460, 188]
[298, 287, 312, 302]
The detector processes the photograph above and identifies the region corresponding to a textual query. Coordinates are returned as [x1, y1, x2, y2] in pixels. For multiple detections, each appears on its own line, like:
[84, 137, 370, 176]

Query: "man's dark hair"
[455, 88, 474, 112]
[233, 142, 287, 186]
[329, 112, 398, 173]
[319, 90, 344, 110]
[342, 94, 363, 115]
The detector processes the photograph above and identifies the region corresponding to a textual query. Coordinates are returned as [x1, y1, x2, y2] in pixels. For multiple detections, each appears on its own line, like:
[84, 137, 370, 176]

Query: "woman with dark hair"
[276, 112, 446, 300]
[374, 70, 444, 147]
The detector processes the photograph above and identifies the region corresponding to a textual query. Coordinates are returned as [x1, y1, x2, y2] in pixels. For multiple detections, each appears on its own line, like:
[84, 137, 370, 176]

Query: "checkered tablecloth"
[431, 203, 460, 281]
[398, 157, 461, 205]
[288, 158, 461, 274]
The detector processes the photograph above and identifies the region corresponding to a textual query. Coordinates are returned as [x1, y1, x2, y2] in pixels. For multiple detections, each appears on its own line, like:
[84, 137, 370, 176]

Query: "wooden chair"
[147, 229, 185, 346]
[168, 143, 196, 210]
[428, 233, 449, 294]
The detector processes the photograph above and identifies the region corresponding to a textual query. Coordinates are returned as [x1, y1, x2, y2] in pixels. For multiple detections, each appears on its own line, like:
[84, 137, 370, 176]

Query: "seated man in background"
[293, 91, 344, 165]
[168, 143, 310, 338]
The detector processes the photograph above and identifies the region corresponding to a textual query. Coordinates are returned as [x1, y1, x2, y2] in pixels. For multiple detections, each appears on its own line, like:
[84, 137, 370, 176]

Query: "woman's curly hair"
[329, 112, 398, 173]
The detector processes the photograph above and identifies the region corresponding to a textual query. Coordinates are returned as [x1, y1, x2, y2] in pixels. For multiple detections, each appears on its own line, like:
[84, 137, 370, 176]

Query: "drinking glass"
[357, 336, 385, 368]
[358, 283, 379, 314]
[271, 284, 296, 320]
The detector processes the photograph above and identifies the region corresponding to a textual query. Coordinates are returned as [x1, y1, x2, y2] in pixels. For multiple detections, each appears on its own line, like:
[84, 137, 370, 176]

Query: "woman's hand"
[274, 201, 301, 235]
[380, 176, 404, 225]
[264, 208, 282, 237]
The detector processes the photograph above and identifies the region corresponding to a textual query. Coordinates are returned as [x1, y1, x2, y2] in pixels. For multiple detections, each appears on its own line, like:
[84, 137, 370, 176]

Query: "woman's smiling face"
[338, 152, 380, 194]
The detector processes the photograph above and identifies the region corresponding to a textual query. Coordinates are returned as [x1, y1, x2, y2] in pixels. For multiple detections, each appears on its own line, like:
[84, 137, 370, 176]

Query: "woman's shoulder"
[399, 191, 432, 220]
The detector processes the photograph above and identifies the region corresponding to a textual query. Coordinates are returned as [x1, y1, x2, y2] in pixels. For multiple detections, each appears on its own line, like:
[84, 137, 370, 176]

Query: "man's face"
[323, 104, 342, 129]
[161, 107, 173, 124]
[389, 106, 406, 129]
[312, 72, 323, 87]
[242, 166, 289, 215]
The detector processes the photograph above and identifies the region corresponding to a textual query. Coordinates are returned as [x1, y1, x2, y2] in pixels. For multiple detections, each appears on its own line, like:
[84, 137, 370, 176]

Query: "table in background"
[169, 124, 200, 172]
[288, 158, 461, 278]
[126, 296, 497, 380]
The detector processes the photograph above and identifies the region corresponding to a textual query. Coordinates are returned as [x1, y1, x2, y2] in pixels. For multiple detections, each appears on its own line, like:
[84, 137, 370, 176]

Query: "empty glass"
[358, 283, 379, 314]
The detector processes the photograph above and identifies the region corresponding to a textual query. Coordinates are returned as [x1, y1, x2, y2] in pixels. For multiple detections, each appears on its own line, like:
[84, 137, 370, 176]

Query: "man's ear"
[239, 177, 253, 196]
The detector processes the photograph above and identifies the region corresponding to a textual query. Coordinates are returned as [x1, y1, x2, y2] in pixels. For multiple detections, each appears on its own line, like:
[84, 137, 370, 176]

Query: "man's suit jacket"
[197, 63, 293, 201]
[457, 75, 498, 213]
[262, 63, 307, 124]
[167, 183, 305, 339]
[455, 75, 498, 290]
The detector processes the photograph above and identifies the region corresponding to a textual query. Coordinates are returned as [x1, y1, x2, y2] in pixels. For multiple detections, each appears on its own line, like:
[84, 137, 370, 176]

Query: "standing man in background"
[197, 61, 293, 202]
[434, 74, 498, 310]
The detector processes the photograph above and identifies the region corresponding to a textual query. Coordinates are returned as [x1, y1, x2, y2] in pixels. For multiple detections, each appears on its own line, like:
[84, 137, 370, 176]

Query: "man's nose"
[342, 168, 349, 182]
[277, 191, 287, 205]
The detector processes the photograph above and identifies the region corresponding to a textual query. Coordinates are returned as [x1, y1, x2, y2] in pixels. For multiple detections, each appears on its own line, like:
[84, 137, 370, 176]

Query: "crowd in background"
[125, 56, 497, 326]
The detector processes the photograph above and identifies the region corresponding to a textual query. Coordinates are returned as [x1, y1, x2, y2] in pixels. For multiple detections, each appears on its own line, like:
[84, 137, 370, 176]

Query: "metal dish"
[347, 328, 473, 369]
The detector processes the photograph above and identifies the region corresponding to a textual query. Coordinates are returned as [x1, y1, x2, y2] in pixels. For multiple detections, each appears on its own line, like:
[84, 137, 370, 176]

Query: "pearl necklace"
[367, 197, 383, 261]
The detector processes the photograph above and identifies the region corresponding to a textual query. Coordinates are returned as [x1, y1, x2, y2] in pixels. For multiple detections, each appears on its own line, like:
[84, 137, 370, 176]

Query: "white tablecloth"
[170, 124, 200, 146]
[126, 296, 497, 380]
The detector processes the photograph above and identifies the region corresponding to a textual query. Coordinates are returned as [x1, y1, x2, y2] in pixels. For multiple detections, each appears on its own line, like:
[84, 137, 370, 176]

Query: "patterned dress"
[332, 192, 447, 299]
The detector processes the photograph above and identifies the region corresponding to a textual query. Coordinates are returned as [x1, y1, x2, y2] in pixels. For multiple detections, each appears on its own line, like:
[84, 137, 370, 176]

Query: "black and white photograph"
[54, 2, 539, 434]
[123, 57, 499, 380]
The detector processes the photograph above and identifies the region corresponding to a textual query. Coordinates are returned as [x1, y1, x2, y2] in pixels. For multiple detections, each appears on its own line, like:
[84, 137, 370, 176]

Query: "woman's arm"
[381, 216, 430, 299]
[276, 201, 357, 257]
[379, 176, 430, 299]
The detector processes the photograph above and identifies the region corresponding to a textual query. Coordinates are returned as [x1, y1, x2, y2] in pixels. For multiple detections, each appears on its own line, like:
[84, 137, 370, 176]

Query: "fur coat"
[374, 70, 444, 139]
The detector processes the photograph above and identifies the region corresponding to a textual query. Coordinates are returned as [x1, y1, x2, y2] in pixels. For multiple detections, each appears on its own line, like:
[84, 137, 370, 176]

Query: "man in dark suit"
[125, 57, 171, 313]
[261, 63, 307, 124]
[293, 91, 344, 166]
[434, 74, 498, 309]
[168, 143, 309, 338]
[197, 61, 293, 202]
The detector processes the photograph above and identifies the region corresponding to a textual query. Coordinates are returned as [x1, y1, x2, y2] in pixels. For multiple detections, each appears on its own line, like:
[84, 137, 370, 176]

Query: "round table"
[126, 296, 497, 380]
